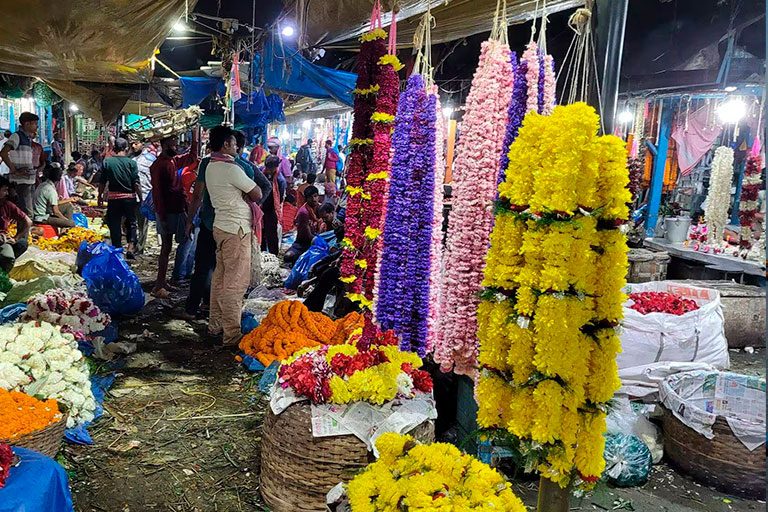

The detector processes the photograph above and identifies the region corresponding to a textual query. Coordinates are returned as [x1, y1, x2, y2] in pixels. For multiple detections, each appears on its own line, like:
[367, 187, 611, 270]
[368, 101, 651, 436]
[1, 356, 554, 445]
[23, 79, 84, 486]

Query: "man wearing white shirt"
[130, 139, 156, 255]
[205, 126, 262, 347]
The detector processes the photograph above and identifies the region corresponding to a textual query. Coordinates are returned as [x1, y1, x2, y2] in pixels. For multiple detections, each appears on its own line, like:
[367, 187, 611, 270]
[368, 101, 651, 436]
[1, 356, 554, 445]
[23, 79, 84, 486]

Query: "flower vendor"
[32, 164, 75, 230]
[0, 176, 31, 272]
[284, 185, 324, 265]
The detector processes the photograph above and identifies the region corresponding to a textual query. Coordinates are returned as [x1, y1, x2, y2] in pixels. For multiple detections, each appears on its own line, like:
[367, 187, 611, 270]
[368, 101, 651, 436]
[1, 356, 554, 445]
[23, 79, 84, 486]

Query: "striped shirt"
[3, 130, 36, 184]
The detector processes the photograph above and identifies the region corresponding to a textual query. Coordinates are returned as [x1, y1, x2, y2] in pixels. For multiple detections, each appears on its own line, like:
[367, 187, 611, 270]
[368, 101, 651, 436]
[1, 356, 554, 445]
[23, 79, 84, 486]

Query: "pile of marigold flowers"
[239, 301, 363, 366]
[0, 389, 61, 441]
[34, 227, 103, 252]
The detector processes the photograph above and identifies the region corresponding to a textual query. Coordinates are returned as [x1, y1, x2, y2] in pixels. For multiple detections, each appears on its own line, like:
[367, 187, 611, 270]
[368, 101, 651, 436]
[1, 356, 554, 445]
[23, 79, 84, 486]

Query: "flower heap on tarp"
[340, 24, 401, 339]
[739, 151, 763, 247]
[628, 291, 699, 316]
[24, 288, 110, 338]
[376, 74, 438, 357]
[347, 432, 526, 511]
[704, 146, 734, 245]
[0, 389, 61, 440]
[476, 103, 630, 489]
[34, 227, 103, 252]
[277, 328, 432, 405]
[0, 322, 96, 427]
[238, 300, 363, 366]
[434, 37, 514, 376]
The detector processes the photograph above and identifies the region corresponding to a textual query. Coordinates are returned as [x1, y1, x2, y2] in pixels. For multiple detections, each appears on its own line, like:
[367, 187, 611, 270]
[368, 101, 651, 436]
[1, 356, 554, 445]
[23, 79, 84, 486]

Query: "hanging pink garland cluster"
[434, 39, 514, 376]
[426, 86, 446, 354]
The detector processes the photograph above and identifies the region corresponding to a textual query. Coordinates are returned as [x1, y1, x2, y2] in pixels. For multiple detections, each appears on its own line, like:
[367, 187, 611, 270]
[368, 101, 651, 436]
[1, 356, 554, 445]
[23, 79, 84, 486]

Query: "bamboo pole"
[537, 476, 570, 512]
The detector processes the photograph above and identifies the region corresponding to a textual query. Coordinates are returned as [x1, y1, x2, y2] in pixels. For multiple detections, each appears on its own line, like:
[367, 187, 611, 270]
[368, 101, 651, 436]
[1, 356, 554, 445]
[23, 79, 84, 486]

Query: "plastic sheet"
[72, 213, 88, 228]
[607, 396, 663, 463]
[603, 433, 653, 487]
[81, 244, 144, 317]
[140, 193, 157, 222]
[9, 258, 73, 281]
[0, 0, 195, 83]
[241, 311, 259, 335]
[0, 303, 26, 325]
[0, 446, 74, 512]
[284, 236, 330, 290]
[1, 275, 84, 306]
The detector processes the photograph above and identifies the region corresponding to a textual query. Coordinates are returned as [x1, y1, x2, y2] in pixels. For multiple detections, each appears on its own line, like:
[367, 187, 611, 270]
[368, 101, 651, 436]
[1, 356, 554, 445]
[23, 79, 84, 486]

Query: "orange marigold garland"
[0, 389, 61, 441]
[238, 301, 363, 366]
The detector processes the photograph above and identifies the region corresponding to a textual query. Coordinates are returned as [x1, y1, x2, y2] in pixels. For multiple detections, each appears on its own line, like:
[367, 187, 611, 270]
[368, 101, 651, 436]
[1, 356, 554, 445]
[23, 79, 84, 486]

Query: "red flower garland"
[0, 443, 12, 488]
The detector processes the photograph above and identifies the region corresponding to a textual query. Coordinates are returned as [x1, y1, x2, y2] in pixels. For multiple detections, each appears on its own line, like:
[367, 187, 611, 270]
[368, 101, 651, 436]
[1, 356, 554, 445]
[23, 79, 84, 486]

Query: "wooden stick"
[537, 476, 570, 512]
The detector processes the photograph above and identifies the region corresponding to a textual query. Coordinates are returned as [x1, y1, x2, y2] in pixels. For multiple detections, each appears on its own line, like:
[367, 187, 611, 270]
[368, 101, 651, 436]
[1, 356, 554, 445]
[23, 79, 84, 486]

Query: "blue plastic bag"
[82, 245, 145, 317]
[603, 433, 652, 487]
[241, 311, 259, 334]
[284, 235, 330, 290]
[0, 303, 26, 324]
[140, 191, 157, 222]
[72, 212, 89, 228]
[76, 241, 113, 273]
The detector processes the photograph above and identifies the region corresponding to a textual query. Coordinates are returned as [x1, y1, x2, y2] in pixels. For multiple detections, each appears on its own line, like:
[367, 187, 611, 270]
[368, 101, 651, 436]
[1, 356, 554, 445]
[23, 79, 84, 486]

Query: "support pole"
[595, 0, 629, 135]
[645, 99, 673, 238]
[537, 476, 570, 512]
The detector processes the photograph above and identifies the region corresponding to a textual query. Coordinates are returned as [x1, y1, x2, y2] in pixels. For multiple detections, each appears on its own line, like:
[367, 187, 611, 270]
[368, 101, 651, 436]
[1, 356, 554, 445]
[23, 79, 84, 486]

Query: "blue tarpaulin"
[180, 78, 285, 129]
[180, 77, 225, 108]
[0, 447, 74, 512]
[257, 37, 357, 106]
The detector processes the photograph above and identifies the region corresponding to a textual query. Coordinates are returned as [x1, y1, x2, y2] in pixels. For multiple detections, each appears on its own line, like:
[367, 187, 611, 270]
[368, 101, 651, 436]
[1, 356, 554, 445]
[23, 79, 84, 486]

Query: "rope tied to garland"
[413, 8, 436, 89]
[491, 0, 509, 46]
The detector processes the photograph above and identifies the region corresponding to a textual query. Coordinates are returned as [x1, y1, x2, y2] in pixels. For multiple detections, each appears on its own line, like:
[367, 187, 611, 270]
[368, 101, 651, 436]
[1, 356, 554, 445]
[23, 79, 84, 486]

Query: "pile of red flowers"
[628, 291, 700, 316]
[0, 443, 12, 488]
[277, 328, 433, 405]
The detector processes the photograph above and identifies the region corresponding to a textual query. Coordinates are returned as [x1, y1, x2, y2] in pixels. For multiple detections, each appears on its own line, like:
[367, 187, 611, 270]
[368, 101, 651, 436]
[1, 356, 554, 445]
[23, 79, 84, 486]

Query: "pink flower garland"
[542, 54, 556, 115]
[426, 86, 446, 354]
[523, 42, 540, 114]
[435, 39, 513, 376]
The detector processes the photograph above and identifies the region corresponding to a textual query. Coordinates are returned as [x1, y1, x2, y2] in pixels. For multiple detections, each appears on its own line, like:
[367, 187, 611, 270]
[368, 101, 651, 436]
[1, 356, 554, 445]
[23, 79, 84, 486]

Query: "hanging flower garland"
[340, 25, 400, 347]
[434, 38, 514, 376]
[704, 146, 735, 244]
[426, 87, 446, 354]
[376, 75, 438, 357]
[739, 153, 763, 245]
[477, 103, 630, 490]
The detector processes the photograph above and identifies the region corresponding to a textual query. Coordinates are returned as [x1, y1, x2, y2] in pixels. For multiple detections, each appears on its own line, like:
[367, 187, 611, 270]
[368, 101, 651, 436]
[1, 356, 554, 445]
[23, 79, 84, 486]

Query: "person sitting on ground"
[64, 162, 97, 199]
[296, 173, 316, 209]
[0, 177, 31, 272]
[318, 202, 340, 232]
[284, 185, 325, 265]
[33, 164, 75, 230]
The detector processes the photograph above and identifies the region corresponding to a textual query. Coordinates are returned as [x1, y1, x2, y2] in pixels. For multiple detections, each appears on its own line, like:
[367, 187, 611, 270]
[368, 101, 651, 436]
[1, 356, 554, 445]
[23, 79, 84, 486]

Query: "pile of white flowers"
[24, 288, 110, 337]
[0, 322, 96, 427]
[261, 252, 285, 288]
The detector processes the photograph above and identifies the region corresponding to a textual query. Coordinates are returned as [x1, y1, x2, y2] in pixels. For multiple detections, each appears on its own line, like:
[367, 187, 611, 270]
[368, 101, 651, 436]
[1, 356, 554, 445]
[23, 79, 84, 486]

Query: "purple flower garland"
[537, 50, 546, 113]
[498, 53, 526, 185]
[376, 74, 438, 356]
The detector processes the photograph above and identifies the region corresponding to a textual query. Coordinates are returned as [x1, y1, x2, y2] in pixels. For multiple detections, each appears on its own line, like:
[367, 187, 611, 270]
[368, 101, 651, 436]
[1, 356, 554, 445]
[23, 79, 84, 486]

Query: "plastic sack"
[284, 235, 330, 290]
[0, 303, 26, 324]
[82, 246, 145, 317]
[76, 241, 113, 273]
[1, 274, 84, 306]
[242, 311, 259, 335]
[603, 433, 652, 487]
[619, 281, 729, 396]
[140, 191, 157, 222]
[16, 245, 77, 268]
[606, 396, 663, 463]
[73, 212, 89, 228]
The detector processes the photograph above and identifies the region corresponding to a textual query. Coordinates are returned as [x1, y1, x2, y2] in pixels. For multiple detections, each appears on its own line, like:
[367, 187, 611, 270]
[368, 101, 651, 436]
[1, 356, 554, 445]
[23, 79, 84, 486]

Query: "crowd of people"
[0, 111, 348, 349]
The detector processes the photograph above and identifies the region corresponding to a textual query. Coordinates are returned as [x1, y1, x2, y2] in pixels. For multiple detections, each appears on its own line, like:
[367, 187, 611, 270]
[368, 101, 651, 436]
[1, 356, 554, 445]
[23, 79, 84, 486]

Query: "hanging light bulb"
[281, 25, 296, 38]
[617, 110, 634, 124]
[173, 21, 187, 33]
[69, 104, 79, 112]
[716, 98, 747, 124]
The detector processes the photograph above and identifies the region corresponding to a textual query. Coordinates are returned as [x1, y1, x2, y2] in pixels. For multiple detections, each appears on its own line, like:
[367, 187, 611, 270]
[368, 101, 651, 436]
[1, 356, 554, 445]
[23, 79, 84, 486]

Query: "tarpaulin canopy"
[179, 77, 226, 108]
[256, 37, 358, 106]
[45, 80, 133, 126]
[0, 0, 196, 83]
[289, 0, 584, 48]
[178, 78, 285, 128]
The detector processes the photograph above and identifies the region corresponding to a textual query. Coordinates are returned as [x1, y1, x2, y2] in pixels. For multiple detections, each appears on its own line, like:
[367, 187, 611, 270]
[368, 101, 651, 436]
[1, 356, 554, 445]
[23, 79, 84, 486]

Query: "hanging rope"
[556, 0, 604, 132]
[529, 0, 540, 43]
[413, 8, 436, 88]
[490, 0, 509, 45]
[388, 3, 398, 55]
[537, 0, 549, 54]
[370, 0, 383, 30]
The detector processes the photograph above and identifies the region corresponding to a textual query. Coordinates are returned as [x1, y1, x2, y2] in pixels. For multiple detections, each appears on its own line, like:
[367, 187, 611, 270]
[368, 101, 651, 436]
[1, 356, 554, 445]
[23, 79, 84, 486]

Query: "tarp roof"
[0, 0, 195, 83]
[290, 0, 584, 48]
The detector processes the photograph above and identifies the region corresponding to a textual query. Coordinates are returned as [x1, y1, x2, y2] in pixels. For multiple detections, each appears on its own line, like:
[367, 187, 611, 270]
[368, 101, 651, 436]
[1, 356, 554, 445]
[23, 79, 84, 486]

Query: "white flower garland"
[24, 289, 110, 336]
[0, 322, 96, 427]
[704, 146, 734, 244]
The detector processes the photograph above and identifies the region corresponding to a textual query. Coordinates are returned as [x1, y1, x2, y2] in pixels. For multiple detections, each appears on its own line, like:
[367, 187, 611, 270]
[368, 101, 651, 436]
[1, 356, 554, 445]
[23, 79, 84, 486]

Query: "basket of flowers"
[0, 389, 67, 458]
[260, 329, 436, 512]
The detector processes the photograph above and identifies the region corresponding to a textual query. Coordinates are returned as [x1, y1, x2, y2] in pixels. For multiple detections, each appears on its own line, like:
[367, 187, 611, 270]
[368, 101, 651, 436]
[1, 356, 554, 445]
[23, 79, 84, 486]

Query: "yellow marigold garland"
[477, 102, 629, 489]
[34, 227, 103, 252]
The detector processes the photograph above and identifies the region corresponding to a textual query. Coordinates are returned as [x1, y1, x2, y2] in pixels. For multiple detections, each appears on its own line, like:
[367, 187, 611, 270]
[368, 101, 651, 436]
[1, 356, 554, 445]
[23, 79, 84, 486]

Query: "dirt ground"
[62, 241, 766, 512]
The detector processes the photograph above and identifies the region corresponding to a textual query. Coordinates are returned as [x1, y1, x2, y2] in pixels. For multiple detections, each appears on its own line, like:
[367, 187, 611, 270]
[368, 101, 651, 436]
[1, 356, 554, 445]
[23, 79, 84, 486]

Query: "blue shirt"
[197, 155, 271, 231]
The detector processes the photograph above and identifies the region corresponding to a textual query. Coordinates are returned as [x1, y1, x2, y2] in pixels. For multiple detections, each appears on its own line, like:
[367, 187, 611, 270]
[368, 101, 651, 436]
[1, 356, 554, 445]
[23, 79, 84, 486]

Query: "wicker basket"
[662, 407, 766, 499]
[2, 410, 68, 459]
[260, 402, 435, 512]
